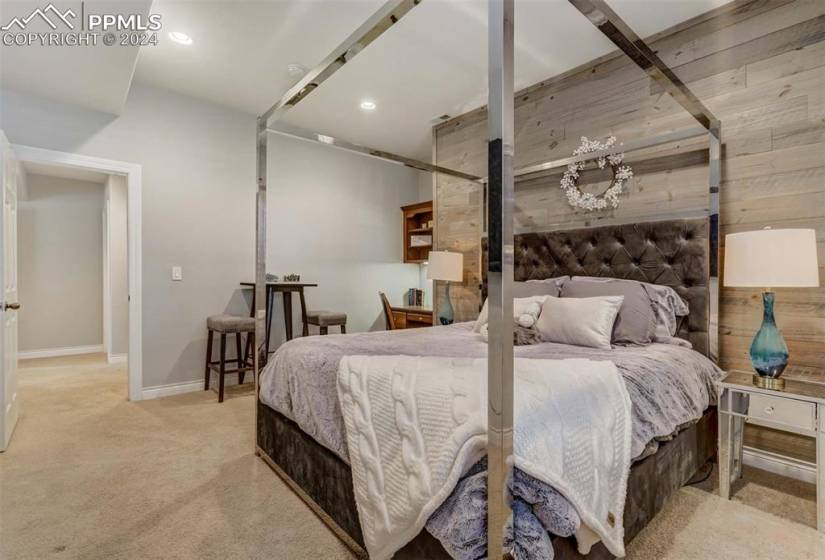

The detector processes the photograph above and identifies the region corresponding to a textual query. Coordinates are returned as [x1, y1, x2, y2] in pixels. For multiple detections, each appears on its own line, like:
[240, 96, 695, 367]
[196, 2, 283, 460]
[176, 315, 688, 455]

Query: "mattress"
[259, 322, 723, 463]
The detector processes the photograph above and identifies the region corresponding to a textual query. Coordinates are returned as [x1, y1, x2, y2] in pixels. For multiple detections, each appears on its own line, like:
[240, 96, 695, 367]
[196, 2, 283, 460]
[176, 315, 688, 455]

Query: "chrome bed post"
[487, 0, 515, 556]
[254, 116, 267, 451]
[708, 122, 722, 363]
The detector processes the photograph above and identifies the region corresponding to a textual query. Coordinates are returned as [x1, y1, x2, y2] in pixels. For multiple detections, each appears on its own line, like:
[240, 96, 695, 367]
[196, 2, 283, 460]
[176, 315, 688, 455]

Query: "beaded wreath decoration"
[560, 136, 634, 211]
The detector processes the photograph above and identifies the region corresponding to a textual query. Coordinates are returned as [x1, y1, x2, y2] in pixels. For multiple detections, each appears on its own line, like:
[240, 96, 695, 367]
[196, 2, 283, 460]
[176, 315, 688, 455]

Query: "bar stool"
[305, 311, 347, 335]
[204, 314, 255, 402]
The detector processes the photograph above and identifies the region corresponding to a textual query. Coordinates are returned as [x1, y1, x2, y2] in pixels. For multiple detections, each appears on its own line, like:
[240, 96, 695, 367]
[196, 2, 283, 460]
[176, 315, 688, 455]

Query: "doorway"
[10, 144, 143, 402]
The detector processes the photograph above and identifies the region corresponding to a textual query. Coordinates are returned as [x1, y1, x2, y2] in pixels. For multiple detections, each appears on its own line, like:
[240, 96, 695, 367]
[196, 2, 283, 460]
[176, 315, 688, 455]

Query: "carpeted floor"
[2, 355, 823, 560]
[1, 354, 353, 560]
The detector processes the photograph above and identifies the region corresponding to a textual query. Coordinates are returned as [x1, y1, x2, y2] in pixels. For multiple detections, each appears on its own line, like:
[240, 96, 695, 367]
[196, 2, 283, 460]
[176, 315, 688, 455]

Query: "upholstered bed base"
[257, 401, 718, 559]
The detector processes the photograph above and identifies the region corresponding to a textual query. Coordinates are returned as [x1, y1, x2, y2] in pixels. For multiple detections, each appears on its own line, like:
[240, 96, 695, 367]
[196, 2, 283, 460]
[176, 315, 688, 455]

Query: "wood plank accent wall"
[434, 0, 825, 461]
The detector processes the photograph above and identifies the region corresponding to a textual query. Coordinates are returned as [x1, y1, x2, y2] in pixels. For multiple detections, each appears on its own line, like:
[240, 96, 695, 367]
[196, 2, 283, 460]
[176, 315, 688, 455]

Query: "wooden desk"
[240, 282, 318, 353]
[390, 305, 433, 329]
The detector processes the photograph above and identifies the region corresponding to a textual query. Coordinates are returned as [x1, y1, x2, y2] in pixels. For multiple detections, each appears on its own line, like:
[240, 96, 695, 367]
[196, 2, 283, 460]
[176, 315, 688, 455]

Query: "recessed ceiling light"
[169, 31, 193, 45]
[287, 63, 307, 77]
[317, 134, 335, 144]
[360, 99, 377, 111]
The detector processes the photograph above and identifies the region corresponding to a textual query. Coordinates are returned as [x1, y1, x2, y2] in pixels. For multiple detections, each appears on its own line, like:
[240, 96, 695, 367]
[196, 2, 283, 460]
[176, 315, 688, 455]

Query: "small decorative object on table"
[283, 273, 301, 282]
[427, 250, 463, 325]
[724, 227, 819, 389]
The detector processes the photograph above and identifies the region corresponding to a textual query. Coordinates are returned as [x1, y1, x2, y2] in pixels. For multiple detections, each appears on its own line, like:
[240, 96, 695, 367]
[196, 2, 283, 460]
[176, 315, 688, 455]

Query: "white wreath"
[560, 136, 633, 211]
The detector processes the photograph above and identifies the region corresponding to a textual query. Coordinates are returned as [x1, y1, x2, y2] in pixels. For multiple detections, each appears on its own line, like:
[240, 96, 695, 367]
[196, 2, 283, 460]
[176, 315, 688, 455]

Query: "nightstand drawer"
[747, 393, 816, 431]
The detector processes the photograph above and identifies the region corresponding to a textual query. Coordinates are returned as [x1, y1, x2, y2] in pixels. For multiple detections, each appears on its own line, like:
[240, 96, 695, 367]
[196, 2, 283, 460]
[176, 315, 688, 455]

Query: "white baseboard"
[742, 446, 816, 485]
[141, 380, 202, 400]
[140, 372, 247, 401]
[107, 353, 128, 364]
[19, 344, 104, 360]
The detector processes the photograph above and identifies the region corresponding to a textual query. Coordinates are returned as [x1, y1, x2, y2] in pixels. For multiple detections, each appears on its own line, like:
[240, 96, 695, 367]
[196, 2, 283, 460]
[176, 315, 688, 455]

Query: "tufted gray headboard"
[482, 218, 711, 356]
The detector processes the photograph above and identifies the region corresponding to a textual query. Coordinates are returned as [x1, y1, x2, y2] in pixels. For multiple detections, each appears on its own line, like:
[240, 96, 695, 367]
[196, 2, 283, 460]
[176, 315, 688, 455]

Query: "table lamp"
[427, 251, 464, 325]
[723, 227, 820, 389]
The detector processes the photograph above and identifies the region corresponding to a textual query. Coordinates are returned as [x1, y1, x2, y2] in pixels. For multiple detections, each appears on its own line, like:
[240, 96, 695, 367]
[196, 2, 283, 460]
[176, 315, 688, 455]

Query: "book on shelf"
[407, 288, 425, 307]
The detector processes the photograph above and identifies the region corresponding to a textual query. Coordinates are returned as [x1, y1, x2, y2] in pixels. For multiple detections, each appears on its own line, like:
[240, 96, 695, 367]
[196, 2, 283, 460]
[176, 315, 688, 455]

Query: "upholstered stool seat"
[204, 314, 255, 402]
[207, 314, 255, 333]
[305, 310, 347, 335]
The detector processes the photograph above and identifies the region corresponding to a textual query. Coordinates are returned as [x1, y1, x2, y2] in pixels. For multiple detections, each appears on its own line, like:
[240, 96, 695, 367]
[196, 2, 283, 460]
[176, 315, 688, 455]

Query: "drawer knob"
[764, 406, 774, 415]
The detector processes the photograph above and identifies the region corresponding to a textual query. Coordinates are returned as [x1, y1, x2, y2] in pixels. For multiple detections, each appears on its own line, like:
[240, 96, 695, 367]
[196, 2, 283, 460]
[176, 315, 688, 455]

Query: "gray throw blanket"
[427, 458, 581, 559]
[259, 323, 723, 559]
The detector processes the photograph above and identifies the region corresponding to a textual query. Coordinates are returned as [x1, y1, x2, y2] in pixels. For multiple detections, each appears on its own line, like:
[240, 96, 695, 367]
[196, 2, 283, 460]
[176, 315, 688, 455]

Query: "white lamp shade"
[427, 251, 463, 282]
[724, 228, 819, 288]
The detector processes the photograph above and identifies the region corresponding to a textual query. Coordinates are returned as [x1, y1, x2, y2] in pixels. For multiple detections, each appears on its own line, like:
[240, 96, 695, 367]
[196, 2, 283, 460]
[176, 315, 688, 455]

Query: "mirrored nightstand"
[717, 370, 825, 533]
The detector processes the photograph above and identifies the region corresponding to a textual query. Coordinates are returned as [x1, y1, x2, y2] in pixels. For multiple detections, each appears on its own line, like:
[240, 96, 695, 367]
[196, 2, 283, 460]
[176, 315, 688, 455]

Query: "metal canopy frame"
[253, 1, 721, 558]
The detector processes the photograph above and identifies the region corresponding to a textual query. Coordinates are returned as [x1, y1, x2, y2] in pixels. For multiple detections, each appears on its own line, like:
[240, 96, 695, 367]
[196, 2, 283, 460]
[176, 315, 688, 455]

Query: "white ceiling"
[2, 0, 729, 158]
[136, 0, 727, 158]
[0, 1, 153, 114]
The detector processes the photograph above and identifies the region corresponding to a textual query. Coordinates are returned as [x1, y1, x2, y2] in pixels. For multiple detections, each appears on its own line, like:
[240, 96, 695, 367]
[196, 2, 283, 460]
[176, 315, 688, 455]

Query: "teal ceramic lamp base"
[439, 283, 454, 325]
[750, 291, 788, 390]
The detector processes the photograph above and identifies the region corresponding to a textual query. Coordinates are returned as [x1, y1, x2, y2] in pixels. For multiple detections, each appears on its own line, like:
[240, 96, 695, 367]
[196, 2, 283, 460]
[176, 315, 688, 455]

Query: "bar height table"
[240, 282, 318, 356]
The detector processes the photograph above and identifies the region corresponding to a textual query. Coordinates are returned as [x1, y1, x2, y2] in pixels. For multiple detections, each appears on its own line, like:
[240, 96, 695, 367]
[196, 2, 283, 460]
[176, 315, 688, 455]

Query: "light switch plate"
[172, 266, 183, 281]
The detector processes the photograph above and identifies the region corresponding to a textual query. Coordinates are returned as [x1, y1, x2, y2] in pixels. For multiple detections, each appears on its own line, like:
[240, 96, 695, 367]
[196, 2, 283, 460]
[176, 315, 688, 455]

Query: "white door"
[0, 131, 20, 452]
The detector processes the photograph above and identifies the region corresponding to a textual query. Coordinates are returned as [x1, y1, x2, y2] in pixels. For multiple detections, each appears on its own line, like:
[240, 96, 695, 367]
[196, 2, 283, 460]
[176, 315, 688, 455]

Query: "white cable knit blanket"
[337, 355, 632, 560]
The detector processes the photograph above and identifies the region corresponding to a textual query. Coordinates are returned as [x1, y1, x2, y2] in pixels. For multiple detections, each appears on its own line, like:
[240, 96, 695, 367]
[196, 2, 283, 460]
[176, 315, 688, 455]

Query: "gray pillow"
[561, 277, 657, 345]
[571, 276, 688, 337]
[512, 276, 568, 298]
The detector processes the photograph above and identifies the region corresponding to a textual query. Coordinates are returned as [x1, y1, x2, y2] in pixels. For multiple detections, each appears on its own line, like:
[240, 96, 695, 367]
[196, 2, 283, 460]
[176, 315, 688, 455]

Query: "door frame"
[13, 145, 143, 401]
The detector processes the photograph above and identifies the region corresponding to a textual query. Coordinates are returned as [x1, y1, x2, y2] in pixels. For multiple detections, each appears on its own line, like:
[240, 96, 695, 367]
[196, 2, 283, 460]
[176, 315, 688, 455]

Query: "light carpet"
[1, 354, 822, 560]
[1, 354, 353, 560]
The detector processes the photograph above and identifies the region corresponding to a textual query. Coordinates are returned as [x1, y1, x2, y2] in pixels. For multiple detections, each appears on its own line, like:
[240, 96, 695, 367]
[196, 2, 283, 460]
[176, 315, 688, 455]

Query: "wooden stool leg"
[340, 324, 346, 334]
[204, 329, 213, 391]
[236, 332, 245, 385]
[244, 332, 253, 369]
[265, 287, 274, 354]
[219, 333, 227, 403]
[283, 292, 294, 341]
[299, 288, 309, 337]
[320, 326, 328, 335]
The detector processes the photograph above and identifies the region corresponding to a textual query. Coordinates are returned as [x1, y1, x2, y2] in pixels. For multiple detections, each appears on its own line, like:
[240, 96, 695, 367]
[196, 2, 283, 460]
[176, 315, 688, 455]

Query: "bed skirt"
[256, 401, 717, 559]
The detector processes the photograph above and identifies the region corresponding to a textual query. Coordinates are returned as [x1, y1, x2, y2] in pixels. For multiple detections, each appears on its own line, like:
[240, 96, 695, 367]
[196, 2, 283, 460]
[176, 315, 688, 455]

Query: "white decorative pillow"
[535, 295, 624, 349]
[473, 295, 548, 333]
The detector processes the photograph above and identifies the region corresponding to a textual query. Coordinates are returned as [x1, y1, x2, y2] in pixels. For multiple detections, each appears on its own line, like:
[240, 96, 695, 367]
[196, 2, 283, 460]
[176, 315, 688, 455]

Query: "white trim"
[11, 144, 143, 401]
[102, 196, 111, 357]
[142, 373, 248, 400]
[19, 344, 104, 360]
[141, 380, 202, 400]
[107, 353, 128, 365]
[742, 446, 816, 485]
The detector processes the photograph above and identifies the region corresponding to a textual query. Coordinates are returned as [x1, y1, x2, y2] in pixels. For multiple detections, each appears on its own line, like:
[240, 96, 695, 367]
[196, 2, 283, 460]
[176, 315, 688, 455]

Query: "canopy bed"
[251, 0, 723, 558]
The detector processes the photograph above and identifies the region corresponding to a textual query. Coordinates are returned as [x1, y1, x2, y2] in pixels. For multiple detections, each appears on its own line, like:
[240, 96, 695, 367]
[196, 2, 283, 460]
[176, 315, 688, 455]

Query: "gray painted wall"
[2, 84, 423, 389]
[106, 175, 129, 357]
[1, 85, 255, 389]
[266, 136, 422, 339]
[19, 174, 104, 352]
